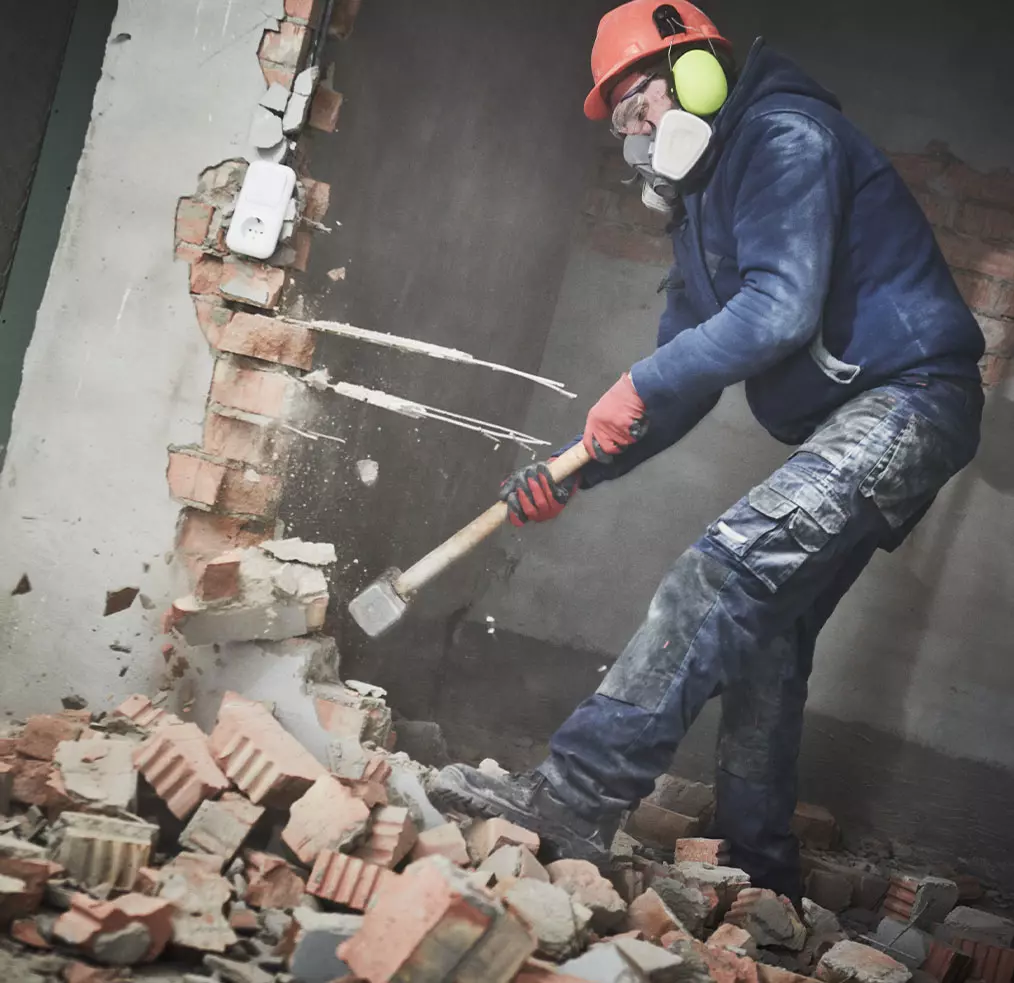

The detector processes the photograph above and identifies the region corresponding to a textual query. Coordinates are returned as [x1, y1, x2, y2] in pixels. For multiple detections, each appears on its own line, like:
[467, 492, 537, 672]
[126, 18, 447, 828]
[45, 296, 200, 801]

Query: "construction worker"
[431, 1, 984, 900]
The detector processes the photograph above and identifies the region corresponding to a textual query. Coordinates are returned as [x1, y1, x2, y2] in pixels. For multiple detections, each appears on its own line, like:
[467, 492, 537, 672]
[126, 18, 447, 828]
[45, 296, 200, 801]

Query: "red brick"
[64, 963, 121, 983]
[924, 940, 974, 983]
[791, 802, 840, 850]
[308, 85, 344, 132]
[913, 189, 958, 228]
[195, 551, 242, 602]
[946, 938, 1014, 983]
[217, 466, 281, 518]
[112, 695, 178, 732]
[302, 178, 331, 222]
[214, 311, 315, 370]
[261, 64, 294, 89]
[933, 160, 1014, 208]
[283, 775, 371, 865]
[307, 850, 397, 910]
[174, 510, 269, 580]
[243, 850, 307, 909]
[229, 906, 259, 933]
[699, 939, 761, 983]
[259, 22, 309, 71]
[190, 255, 224, 294]
[10, 918, 49, 948]
[708, 923, 756, 953]
[975, 314, 1014, 357]
[515, 962, 590, 983]
[465, 818, 540, 864]
[890, 151, 949, 191]
[354, 805, 418, 869]
[179, 792, 264, 862]
[17, 715, 85, 761]
[626, 801, 701, 848]
[314, 691, 390, 743]
[133, 722, 231, 820]
[284, 0, 319, 20]
[545, 858, 626, 933]
[343, 778, 388, 808]
[210, 359, 295, 417]
[957, 201, 1014, 242]
[409, 823, 470, 867]
[981, 354, 1012, 386]
[176, 241, 204, 263]
[936, 228, 1014, 281]
[676, 838, 730, 865]
[627, 888, 682, 942]
[994, 280, 1014, 319]
[11, 760, 58, 807]
[952, 269, 1004, 315]
[192, 294, 233, 345]
[167, 449, 226, 508]
[176, 198, 214, 245]
[0, 856, 60, 921]
[339, 856, 503, 980]
[133, 867, 160, 895]
[218, 257, 286, 310]
[209, 691, 326, 807]
[290, 226, 312, 273]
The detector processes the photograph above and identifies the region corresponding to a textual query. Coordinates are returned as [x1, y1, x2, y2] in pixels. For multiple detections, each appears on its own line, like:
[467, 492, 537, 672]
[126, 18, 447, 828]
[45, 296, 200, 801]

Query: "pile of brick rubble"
[0, 684, 1012, 983]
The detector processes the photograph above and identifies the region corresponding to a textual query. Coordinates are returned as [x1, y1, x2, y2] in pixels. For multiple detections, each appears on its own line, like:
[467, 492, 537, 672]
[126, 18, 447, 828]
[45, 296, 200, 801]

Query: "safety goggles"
[609, 73, 659, 139]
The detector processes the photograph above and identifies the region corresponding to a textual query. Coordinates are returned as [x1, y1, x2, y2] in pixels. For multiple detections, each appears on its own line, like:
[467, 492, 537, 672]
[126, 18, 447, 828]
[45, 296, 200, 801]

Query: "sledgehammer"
[349, 441, 592, 637]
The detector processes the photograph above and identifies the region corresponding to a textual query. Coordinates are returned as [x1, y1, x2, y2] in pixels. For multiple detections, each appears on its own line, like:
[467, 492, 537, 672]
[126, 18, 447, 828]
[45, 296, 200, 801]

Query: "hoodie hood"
[683, 38, 842, 192]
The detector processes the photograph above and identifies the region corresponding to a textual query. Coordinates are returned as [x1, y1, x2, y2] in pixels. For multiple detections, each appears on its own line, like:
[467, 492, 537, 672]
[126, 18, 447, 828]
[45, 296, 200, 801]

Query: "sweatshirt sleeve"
[554, 280, 719, 489]
[630, 112, 847, 411]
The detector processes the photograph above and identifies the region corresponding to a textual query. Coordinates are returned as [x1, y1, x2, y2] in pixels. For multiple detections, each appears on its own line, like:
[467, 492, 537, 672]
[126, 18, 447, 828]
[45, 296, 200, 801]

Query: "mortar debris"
[0, 681, 1008, 983]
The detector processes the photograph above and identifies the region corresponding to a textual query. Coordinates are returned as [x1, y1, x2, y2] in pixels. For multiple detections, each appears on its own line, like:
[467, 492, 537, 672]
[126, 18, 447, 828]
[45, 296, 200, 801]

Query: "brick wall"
[582, 141, 1014, 387]
[890, 142, 1014, 387]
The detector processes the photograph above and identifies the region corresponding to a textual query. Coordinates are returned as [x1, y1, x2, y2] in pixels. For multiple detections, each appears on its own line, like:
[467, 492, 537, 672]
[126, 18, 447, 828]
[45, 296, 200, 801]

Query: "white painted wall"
[0, 0, 283, 717]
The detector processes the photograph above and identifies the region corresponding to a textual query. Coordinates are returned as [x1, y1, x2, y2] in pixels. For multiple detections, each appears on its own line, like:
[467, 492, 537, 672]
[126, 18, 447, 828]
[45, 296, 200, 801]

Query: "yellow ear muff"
[671, 49, 728, 117]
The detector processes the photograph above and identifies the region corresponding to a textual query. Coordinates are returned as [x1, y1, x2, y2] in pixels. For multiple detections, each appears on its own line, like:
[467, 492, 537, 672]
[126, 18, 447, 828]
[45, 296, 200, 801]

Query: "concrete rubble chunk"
[559, 940, 642, 982]
[652, 876, 719, 937]
[18, 714, 87, 761]
[156, 852, 237, 953]
[481, 844, 550, 885]
[250, 106, 284, 150]
[455, 907, 538, 983]
[882, 875, 959, 929]
[466, 816, 541, 864]
[803, 898, 844, 938]
[260, 81, 291, 114]
[53, 738, 138, 811]
[942, 906, 1014, 947]
[314, 682, 392, 746]
[611, 830, 641, 858]
[547, 858, 628, 933]
[283, 775, 371, 865]
[615, 936, 687, 981]
[287, 910, 362, 983]
[707, 922, 758, 956]
[243, 849, 306, 910]
[209, 691, 326, 807]
[282, 92, 310, 135]
[179, 792, 265, 864]
[49, 811, 157, 890]
[873, 917, 932, 969]
[648, 776, 715, 823]
[0, 833, 48, 860]
[133, 721, 231, 820]
[293, 65, 320, 97]
[52, 892, 173, 963]
[726, 887, 807, 950]
[816, 940, 912, 983]
[203, 955, 274, 983]
[259, 538, 337, 565]
[676, 861, 752, 908]
[806, 868, 854, 913]
[505, 877, 591, 961]
[387, 753, 446, 830]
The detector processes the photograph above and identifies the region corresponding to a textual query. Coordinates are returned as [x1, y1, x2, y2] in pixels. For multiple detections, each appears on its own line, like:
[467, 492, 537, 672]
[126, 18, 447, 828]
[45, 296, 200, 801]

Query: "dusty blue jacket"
[579, 40, 983, 487]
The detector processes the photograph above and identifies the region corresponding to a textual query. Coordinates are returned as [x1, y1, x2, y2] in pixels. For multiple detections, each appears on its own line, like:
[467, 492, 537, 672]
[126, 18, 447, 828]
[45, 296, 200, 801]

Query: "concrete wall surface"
[0, 0, 283, 716]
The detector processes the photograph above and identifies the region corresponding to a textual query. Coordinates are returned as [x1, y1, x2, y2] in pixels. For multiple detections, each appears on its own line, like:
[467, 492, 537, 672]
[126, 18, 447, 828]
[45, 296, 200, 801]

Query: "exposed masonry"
[581, 143, 1014, 386]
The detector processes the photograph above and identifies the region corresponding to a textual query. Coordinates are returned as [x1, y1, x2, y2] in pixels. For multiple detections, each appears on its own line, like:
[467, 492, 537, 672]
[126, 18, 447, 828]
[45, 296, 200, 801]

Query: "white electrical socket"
[226, 161, 297, 260]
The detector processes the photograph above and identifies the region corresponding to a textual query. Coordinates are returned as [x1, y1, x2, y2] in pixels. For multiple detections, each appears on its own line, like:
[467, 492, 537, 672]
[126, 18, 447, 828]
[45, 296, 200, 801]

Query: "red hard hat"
[584, 1, 731, 120]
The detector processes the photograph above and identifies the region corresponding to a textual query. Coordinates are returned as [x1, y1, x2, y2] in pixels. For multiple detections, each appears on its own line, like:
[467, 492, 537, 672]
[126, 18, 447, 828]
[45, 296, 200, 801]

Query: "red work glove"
[582, 372, 648, 462]
[499, 460, 578, 527]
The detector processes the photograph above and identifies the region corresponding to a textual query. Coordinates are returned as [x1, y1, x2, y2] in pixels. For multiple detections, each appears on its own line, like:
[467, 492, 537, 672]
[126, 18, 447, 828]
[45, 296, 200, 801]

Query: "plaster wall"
[0, 0, 284, 716]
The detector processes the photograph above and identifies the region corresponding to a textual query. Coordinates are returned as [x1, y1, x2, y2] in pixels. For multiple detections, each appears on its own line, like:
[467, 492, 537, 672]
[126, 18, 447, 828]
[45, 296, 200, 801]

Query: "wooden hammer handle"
[394, 441, 592, 599]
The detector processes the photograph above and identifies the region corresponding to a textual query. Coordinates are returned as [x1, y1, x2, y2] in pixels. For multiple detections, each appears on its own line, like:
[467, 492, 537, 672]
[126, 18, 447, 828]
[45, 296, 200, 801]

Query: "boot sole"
[429, 768, 611, 869]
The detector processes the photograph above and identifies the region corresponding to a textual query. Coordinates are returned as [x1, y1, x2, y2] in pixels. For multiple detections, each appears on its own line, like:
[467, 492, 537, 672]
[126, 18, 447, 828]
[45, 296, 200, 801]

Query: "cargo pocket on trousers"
[708, 468, 848, 593]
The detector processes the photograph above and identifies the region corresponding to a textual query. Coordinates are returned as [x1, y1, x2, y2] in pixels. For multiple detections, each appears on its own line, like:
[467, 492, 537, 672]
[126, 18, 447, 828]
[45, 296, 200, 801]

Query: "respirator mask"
[614, 46, 729, 214]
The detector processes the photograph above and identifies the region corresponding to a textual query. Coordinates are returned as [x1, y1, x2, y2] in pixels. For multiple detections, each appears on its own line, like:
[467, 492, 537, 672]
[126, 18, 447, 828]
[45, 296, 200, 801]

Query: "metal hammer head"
[349, 569, 407, 637]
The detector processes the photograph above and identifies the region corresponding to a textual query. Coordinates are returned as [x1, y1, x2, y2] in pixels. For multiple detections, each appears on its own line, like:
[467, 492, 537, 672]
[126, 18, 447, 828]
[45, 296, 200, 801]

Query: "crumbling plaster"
[0, 0, 286, 714]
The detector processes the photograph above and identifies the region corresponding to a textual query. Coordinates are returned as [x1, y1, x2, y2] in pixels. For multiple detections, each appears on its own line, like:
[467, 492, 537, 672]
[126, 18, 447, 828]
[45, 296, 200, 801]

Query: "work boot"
[428, 763, 620, 868]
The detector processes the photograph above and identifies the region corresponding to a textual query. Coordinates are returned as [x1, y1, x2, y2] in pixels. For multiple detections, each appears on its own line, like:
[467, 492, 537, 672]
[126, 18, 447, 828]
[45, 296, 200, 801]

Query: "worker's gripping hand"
[499, 460, 578, 527]
[582, 372, 648, 462]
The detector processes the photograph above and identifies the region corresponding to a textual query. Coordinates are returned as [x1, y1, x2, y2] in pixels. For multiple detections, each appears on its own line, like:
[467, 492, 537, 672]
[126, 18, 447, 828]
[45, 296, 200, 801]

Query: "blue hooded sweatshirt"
[578, 40, 983, 487]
